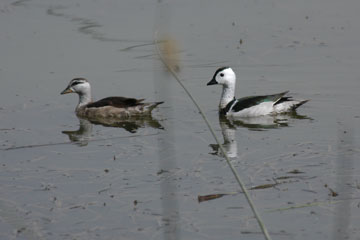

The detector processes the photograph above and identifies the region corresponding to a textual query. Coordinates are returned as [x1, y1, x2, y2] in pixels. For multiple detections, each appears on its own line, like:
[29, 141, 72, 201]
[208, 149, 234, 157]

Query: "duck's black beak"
[207, 78, 218, 86]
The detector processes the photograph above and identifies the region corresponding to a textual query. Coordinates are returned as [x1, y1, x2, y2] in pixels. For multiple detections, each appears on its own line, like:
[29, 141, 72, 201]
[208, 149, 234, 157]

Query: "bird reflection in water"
[62, 115, 163, 146]
[210, 112, 311, 158]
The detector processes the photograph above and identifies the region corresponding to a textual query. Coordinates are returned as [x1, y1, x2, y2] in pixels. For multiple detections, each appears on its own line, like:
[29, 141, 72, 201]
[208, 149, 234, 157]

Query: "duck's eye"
[71, 81, 82, 87]
[220, 73, 224, 77]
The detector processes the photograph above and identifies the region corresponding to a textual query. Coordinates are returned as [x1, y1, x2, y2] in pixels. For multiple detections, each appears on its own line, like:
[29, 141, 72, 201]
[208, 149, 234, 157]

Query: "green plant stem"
[154, 32, 272, 240]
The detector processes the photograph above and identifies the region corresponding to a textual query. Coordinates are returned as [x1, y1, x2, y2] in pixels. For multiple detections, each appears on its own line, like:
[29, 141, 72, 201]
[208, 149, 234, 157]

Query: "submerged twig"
[266, 199, 351, 213]
[154, 32, 272, 240]
[249, 183, 279, 190]
[2, 133, 159, 151]
[198, 192, 238, 203]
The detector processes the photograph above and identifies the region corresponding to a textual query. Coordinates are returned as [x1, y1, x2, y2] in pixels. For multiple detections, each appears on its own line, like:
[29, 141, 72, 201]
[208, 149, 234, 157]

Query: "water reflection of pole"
[332, 123, 354, 240]
[154, 64, 180, 240]
[154, 3, 180, 237]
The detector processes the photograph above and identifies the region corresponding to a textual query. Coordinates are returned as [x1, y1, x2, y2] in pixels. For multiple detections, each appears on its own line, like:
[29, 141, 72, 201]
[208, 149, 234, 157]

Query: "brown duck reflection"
[62, 115, 163, 145]
[81, 114, 163, 133]
[210, 112, 311, 158]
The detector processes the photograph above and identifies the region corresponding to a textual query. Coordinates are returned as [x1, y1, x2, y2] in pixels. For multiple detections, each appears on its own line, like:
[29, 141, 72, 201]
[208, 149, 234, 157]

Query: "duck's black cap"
[207, 66, 230, 85]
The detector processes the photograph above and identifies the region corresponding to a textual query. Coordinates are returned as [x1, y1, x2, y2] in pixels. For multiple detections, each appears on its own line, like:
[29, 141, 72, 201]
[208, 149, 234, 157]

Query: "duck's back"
[86, 97, 144, 109]
[76, 97, 162, 119]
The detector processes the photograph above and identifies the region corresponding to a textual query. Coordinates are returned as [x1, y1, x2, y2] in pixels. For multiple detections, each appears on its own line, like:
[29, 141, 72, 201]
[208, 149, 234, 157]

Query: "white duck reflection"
[62, 115, 163, 146]
[210, 113, 311, 158]
[227, 112, 311, 131]
[209, 117, 238, 158]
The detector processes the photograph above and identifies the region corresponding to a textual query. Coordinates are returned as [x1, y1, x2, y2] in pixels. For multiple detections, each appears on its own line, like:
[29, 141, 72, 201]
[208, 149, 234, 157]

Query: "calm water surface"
[1, 0, 359, 239]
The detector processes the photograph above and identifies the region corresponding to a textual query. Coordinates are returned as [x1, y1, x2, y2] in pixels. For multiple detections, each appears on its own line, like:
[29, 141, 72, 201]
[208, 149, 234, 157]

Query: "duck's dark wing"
[86, 97, 144, 108]
[224, 91, 289, 114]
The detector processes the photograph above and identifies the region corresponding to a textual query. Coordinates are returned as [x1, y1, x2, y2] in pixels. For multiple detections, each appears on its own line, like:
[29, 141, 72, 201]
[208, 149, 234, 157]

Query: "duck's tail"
[274, 98, 309, 113]
[144, 101, 164, 112]
[291, 99, 309, 110]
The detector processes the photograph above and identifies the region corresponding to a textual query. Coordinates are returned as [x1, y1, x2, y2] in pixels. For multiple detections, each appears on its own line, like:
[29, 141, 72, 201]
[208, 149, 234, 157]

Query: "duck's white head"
[61, 78, 91, 96]
[207, 67, 237, 110]
[61, 78, 92, 108]
[207, 67, 236, 87]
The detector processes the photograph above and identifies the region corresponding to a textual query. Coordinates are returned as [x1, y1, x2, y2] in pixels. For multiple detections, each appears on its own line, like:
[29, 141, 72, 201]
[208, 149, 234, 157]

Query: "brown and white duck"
[61, 78, 163, 118]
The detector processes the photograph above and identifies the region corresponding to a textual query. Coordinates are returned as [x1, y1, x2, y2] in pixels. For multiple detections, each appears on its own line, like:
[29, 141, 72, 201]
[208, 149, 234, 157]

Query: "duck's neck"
[76, 91, 92, 110]
[219, 84, 235, 110]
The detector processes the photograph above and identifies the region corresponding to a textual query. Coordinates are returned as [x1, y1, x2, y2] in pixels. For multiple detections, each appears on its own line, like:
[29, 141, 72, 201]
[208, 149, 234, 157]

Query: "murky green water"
[1, 0, 360, 239]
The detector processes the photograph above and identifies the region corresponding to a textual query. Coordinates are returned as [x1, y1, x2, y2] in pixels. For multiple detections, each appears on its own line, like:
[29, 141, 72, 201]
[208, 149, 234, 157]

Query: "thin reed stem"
[154, 32, 272, 240]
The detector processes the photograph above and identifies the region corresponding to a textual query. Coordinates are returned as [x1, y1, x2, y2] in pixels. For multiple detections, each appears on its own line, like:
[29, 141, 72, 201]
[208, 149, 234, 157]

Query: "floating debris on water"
[198, 194, 228, 203]
[287, 169, 305, 174]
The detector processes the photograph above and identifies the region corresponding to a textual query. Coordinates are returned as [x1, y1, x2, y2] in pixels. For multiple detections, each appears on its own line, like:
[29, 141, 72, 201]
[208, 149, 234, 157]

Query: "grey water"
[1, 0, 360, 239]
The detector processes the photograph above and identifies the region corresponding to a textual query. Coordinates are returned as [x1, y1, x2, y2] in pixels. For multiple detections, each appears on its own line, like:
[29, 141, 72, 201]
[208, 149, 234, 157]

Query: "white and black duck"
[207, 67, 308, 118]
[61, 78, 163, 118]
